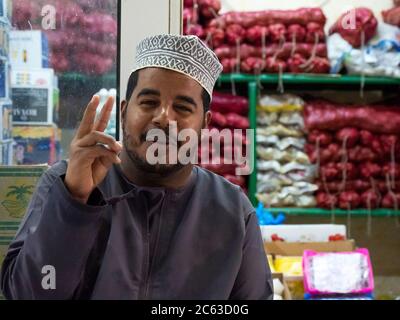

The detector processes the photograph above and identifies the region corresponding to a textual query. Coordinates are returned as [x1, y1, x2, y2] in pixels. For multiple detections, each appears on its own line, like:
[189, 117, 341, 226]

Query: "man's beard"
[122, 129, 186, 177]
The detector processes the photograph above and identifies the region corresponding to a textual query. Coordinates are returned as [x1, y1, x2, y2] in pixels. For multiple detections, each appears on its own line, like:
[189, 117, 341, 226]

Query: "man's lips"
[143, 138, 178, 147]
[140, 131, 179, 147]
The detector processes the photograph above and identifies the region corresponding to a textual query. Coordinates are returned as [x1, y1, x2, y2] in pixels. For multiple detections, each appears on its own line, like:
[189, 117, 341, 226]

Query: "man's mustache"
[140, 129, 181, 147]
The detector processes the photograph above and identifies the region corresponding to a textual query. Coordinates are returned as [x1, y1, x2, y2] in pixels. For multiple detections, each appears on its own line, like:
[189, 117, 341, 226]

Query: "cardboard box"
[0, 222, 18, 301]
[274, 255, 303, 279]
[9, 31, 49, 69]
[272, 273, 292, 300]
[12, 125, 61, 165]
[0, 231, 15, 265]
[0, 243, 7, 299]
[11, 69, 58, 125]
[0, 165, 48, 300]
[261, 224, 347, 243]
[0, 244, 8, 277]
[264, 240, 356, 256]
[265, 240, 356, 300]
[0, 99, 12, 141]
[0, 164, 48, 222]
[0, 138, 13, 165]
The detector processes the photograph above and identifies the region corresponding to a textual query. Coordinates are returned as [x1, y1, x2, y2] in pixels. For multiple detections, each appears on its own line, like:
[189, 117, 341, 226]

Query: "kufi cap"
[132, 34, 223, 98]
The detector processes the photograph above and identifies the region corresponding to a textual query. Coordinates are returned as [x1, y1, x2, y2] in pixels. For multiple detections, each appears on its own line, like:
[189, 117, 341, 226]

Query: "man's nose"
[152, 104, 176, 128]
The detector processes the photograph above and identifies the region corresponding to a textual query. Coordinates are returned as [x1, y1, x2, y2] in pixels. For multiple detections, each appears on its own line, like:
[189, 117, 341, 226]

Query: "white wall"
[220, 0, 393, 31]
[120, 0, 182, 102]
[119, 0, 182, 140]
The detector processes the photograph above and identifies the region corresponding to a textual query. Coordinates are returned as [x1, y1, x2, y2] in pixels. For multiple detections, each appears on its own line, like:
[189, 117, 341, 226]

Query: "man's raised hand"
[64, 95, 122, 204]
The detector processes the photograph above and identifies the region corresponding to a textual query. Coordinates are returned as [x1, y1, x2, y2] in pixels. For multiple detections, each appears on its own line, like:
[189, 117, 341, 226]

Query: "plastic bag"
[287, 168, 317, 182]
[296, 195, 317, 207]
[279, 111, 304, 127]
[257, 147, 310, 164]
[257, 172, 293, 193]
[257, 192, 316, 208]
[327, 33, 353, 73]
[257, 160, 282, 172]
[329, 23, 400, 77]
[293, 181, 319, 193]
[257, 181, 282, 193]
[281, 162, 310, 174]
[257, 134, 280, 146]
[257, 103, 303, 112]
[257, 135, 306, 151]
[258, 124, 303, 137]
[257, 111, 278, 126]
[257, 172, 293, 185]
[276, 137, 306, 151]
[280, 182, 318, 197]
[344, 43, 400, 78]
[275, 256, 303, 277]
[257, 147, 284, 162]
[256, 192, 296, 207]
[258, 94, 304, 112]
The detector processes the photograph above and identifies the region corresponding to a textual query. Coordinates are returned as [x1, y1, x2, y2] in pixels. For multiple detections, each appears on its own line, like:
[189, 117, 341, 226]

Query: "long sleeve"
[229, 213, 273, 300]
[0, 164, 112, 300]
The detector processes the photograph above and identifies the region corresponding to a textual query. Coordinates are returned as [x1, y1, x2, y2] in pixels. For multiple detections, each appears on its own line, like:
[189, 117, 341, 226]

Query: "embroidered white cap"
[132, 34, 223, 98]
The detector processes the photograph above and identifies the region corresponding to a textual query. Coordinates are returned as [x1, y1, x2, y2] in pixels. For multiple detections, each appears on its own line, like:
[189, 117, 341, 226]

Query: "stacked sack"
[12, 0, 117, 75]
[199, 91, 250, 191]
[328, 7, 400, 78]
[183, 1, 330, 74]
[256, 94, 317, 207]
[304, 100, 400, 210]
[382, 0, 400, 28]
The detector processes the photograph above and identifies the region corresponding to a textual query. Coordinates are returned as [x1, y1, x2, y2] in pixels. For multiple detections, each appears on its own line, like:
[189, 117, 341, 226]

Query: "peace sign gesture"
[64, 95, 122, 204]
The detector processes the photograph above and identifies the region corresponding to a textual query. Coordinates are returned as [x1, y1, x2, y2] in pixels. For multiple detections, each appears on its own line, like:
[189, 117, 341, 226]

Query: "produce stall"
[183, 0, 400, 299]
[0, 0, 399, 300]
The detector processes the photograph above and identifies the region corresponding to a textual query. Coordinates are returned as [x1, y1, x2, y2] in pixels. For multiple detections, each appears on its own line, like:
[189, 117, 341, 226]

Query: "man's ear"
[121, 100, 127, 121]
[203, 110, 212, 129]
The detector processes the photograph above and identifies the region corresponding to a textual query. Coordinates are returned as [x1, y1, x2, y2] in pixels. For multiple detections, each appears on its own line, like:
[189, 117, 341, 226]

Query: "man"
[1, 34, 272, 300]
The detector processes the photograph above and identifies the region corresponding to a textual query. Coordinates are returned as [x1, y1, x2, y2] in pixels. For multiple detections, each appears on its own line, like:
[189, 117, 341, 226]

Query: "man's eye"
[140, 100, 158, 106]
[175, 105, 192, 113]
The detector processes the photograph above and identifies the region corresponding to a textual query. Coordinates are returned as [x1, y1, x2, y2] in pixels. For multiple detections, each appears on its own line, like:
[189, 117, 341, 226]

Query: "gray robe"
[1, 160, 272, 300]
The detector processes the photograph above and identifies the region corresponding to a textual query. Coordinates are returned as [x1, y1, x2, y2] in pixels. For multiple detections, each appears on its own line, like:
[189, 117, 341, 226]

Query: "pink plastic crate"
[302, 248, 374, 296]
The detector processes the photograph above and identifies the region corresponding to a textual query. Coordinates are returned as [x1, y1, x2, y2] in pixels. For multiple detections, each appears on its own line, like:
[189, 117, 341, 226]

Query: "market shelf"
[219, 73, 400, 87]
[218, 73, 400, 207]
[265, 207, 400, 216]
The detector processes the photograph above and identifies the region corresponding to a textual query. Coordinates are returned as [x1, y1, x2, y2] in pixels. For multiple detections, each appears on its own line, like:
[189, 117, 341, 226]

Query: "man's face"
[121, 67, 210, 175]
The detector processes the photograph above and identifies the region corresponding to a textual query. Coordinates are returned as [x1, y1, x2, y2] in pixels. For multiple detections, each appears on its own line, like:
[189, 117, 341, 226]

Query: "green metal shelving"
[248, 82, 258, 204]
[59, 72, 400, 88]
[265, 208, 400, 216]
[219, 73, 400, 86]
[218, 73, 400, 216]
